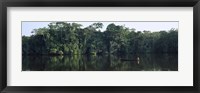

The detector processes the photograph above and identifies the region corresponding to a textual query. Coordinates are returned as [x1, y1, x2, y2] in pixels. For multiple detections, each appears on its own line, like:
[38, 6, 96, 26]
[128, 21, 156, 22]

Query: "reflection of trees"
[138, 54, 178, 71]
[22, 54, 178, 71]
[22, 56, 47, 71]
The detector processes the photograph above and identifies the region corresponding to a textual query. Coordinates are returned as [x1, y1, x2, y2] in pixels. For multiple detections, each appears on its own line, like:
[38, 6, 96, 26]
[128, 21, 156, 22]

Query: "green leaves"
[22, 22, 178, 55]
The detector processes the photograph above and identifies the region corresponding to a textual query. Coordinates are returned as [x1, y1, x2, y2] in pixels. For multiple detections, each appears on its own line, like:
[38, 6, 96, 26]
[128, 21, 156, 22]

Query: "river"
[22, 54, 178, 71]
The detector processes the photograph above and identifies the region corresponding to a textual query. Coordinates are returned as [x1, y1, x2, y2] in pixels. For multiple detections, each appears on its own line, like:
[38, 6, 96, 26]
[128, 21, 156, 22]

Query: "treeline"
[22, 22, 178, 55]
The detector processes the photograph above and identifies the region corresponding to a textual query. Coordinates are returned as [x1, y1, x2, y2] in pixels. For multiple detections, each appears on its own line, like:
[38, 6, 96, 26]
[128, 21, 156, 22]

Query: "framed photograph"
[0, 0, 199, 93]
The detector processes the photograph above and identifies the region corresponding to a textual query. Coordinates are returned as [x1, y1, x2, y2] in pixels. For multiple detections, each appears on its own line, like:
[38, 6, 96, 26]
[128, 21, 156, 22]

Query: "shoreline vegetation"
[22, 22, 178, 56]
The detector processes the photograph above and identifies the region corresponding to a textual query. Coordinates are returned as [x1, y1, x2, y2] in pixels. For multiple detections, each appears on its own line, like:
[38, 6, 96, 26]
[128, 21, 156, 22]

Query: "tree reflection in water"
[22, 54, 178, 71]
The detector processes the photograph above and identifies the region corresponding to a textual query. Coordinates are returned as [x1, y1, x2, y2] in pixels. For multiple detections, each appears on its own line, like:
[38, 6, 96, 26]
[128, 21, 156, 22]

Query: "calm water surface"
[22, 54, 178, 71]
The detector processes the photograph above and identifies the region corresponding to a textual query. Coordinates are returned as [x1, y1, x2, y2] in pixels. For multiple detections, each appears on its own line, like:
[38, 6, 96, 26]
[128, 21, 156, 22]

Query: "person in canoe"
[137, 57, 140, 64]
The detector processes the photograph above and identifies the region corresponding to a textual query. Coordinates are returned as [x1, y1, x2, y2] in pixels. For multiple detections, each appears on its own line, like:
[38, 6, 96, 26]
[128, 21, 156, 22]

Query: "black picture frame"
[0, 0, 199, 93]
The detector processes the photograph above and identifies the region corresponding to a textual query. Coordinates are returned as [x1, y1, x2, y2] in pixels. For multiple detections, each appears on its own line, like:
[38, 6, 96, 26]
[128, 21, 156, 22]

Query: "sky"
[22, 21, 178, 36]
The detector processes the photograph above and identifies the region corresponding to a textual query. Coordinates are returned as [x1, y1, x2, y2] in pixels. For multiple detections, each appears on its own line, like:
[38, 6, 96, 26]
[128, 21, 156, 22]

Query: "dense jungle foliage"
[22, 22, 178, 55]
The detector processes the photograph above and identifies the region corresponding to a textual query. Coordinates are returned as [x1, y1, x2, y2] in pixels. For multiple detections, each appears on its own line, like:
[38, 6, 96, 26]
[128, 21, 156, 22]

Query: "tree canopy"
[22, 22, 178, 55]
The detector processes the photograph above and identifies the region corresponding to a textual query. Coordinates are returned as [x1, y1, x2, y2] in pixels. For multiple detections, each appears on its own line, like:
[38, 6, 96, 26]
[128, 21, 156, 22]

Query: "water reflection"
[22, 54, 178, 71]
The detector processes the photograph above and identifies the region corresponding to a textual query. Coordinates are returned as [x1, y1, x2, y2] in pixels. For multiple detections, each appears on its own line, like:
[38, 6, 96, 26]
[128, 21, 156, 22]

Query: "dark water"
[22, 54, 178, 71]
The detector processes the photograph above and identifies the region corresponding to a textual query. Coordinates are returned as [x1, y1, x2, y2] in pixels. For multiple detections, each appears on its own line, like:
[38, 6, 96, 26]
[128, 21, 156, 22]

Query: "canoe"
[120, 59, 138, 61]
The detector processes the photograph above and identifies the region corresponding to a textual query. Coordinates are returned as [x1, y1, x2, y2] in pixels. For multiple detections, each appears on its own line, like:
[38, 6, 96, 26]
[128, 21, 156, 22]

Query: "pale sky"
[22, 21, 178, 36]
